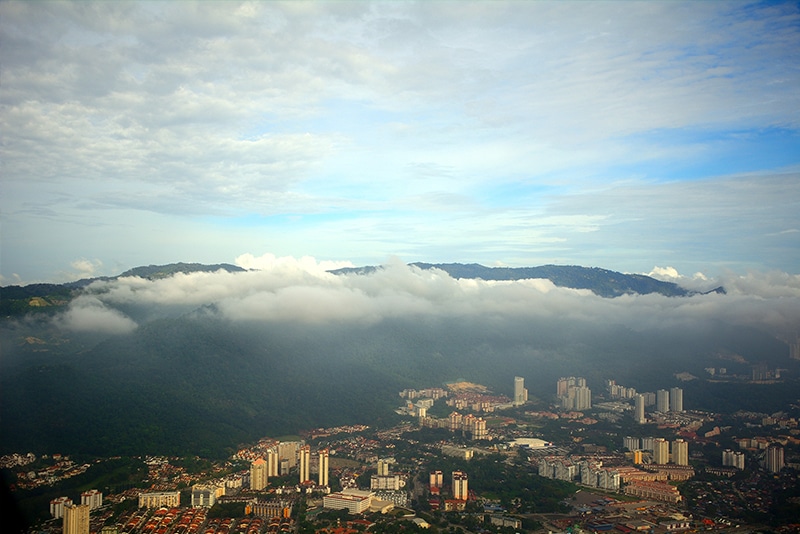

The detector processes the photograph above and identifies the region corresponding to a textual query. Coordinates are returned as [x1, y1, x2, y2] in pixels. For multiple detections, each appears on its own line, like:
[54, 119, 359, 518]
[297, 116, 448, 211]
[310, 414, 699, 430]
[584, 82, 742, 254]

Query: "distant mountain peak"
[330, 262, 705, 298]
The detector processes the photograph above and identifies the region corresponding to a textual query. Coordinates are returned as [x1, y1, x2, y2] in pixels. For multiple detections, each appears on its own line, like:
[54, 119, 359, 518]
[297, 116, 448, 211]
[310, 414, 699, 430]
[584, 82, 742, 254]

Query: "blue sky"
[1, 1, 799, 284]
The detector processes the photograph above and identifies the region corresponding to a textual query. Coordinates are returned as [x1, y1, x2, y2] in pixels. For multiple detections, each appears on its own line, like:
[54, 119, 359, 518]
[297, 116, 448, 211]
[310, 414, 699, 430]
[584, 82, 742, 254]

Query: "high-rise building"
[278, 441, 300, 468]
[634, 394, 646, 424]
[557, 377, 575, 397]
[623, 436, 640, 451]
[251, 458, 268, 490]
[63, 504, 90, 534]
[656, 389, 670, 413]
[670, 387, 684, 412]
[766, 445, 784, 473]
[299, 445, 311, 483]
[377, 458, 390, 476]
[641, 437, 655, 452]
[318, 449, 329, 487]
[80, 489, 102, 510]
[267, 449, 279, 477]
[653, 438, 670, 465]
[723, 449, 745, 470]
[513, 376, 528, 406]
[452, 471, 468, 500]
[672, 439, 689, 466]
[429, 470, 443, 488]
[50, 496, 73, 519]
[449, 412, 463, 432]
[473, 417, 487, 440]
[562, 385, 592, 410]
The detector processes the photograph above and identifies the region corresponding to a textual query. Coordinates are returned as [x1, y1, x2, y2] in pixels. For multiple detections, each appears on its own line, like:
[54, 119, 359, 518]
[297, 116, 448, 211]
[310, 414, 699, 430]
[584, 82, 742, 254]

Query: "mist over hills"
[1, 258, 798, 457]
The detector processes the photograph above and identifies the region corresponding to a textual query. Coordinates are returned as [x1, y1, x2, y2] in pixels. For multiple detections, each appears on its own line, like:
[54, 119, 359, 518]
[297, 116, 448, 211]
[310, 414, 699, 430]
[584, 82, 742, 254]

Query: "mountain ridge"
[0, 261, 724, 318]
[329, 262, 725, 298]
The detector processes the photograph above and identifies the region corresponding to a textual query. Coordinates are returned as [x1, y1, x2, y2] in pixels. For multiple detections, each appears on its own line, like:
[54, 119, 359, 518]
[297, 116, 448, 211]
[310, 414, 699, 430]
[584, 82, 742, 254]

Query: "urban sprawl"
[6, 373, 799, 534]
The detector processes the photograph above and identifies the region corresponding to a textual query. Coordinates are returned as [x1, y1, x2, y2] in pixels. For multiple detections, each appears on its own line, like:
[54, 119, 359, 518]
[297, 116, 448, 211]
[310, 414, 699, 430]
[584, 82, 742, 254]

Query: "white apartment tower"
[251, 458, 268, 490]
[318, 449, 329, 487]
[452, 471, 468, 500]
[513, 376, 528, 406]
[80, 489, 102, 510]
[623, 436, 640, 451]
[267, 449, 279, 477]
[299, 445, 311, 483]
[656, 389, 670, 413]
[672, 439, 689, 466]
[653, 438, 670, 465]
[377, 458, 391, 476]
[50, 496, 73, 519]
[670, 387, 684, 412]
[766, 445, 784, 473]
[634, 394, 646, 424]
[723, 449, 746, 470]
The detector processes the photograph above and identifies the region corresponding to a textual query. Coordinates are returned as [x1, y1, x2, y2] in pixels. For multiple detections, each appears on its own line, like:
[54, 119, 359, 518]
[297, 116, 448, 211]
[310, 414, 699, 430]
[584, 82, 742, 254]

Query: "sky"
[1, 1, 799, 284]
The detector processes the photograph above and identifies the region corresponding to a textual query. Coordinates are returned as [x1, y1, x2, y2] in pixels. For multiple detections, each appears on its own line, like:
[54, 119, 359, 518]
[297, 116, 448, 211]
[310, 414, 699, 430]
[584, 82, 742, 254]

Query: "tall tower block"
[251, 458, 268, 490]
[63, 504, 90, 534]
[634, 394, 646, 424]
[299, 445, 311, 483]
[669, 387, 683, 412]
[513, 376, 527, 406]
[318, 449, 329, 487]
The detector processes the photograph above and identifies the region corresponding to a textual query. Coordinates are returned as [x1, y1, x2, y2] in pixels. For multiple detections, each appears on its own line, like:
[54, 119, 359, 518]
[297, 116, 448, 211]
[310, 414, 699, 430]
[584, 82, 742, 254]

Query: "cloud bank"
[60, 254, 800, 341]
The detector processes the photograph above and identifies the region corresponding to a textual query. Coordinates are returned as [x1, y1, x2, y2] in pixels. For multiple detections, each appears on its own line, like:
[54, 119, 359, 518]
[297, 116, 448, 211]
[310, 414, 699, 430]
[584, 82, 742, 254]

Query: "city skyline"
[1, 1, 799, 284]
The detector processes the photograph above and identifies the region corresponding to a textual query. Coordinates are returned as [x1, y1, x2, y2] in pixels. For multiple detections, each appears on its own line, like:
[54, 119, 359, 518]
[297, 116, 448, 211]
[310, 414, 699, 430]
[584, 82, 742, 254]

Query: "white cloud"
[57, 296, 138, 334]
[70, 258, 103, 279]
[67, 255, 800, 341]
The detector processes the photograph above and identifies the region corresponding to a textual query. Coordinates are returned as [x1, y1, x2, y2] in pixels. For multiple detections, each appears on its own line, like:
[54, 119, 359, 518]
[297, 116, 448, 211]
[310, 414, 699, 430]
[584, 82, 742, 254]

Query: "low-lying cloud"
[57, 254, 800, 343]
[57, 295, 138, 335]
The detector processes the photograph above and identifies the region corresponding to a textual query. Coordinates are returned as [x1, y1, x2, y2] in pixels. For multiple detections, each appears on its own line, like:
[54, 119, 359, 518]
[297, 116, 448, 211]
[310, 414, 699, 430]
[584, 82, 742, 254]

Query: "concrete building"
[138, 491, 181, 509]
[323, 488, 374, 514]
[562, 385, 592, 410]
[723, 449, 745, 470]
[672, 439, 689, 466]
[299, 445, 311, 483]
[766, 445, 784, 473]
[624, 481, 682, 503]
[513, 376, 528, 406]
[653, 438, 670, 465]
[452, 471, 468, 500]
[670, 387, 684, 412]
[50, 496, 73, 519]
[429, 470, 443, 488]
[318, 449, 329, 487]
[278, 441, 301, 468]
[192, 484, 225, 507]
[63, 504, 90, 534]
[371, 474, 403, 491]
[249, 500, 292, 519]
[80, 489, 102, 510]
[656, 389, 670, 413]
[623, 436, 640, 451]
[251, 458, 268, 490]
[634, 394, 646, 424]
[377, 458, 391, 476]
[267, 449, 279, 477]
